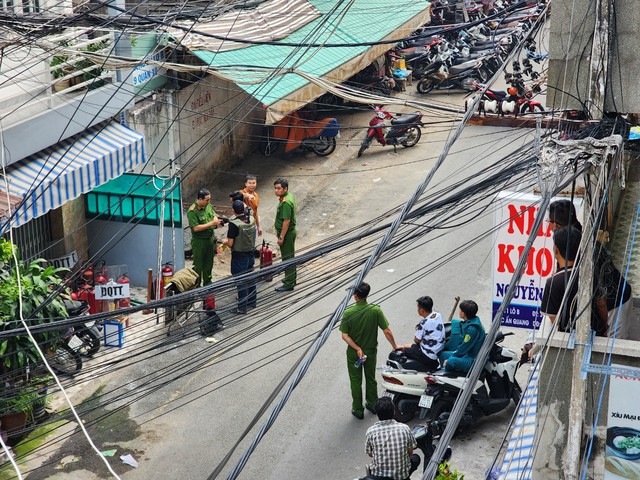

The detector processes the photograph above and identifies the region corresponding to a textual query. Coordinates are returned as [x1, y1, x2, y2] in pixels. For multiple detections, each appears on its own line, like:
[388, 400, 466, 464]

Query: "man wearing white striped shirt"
[365, 397, 420, 479]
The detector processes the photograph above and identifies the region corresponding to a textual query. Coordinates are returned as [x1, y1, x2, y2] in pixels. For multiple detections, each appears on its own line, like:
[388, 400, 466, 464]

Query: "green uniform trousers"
[191, 236, 215, 286]
[278, 229, 297, 287]
[346, 348, 378, 415]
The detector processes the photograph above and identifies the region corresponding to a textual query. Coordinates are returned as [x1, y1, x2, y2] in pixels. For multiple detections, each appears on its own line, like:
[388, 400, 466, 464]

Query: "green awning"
[180, 0, 430, 123]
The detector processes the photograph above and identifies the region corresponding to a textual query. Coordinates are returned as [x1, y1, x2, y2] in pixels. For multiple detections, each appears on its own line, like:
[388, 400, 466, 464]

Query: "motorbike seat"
[390, 113, 421, 125]
[439, 369, 467, 378]
[449, 61, 477, 74]
[64, 299, 89, 316]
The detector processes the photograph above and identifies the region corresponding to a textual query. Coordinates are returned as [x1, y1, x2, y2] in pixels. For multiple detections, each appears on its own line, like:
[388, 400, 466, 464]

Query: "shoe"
[247, 304, 257, 309]
[351, 410, 364, 420]
[365, 404, 377, 415]
[231, 308, 247, 314]
[275, 285, 294, 292]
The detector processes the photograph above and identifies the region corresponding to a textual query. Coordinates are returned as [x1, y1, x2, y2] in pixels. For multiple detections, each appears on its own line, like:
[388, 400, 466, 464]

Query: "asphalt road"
[24, 88, 540, 480]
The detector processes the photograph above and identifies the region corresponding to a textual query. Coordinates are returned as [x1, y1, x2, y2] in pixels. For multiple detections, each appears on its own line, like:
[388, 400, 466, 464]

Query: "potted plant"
[0, 383, 39, 439]
[50, 40, 73, 92]
[76, 39, 109, 89]
[0, 239, 68, 436]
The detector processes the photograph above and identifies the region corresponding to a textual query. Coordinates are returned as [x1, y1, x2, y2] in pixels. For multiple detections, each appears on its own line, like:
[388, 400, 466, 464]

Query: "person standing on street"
[273, 178, 297, 292]
[241, 175, 262, 237]
[365, 397, 420, 479]
[401, 296, 445, 372]
[339, 282, 401, 419]
[221, 200, 257, 314]
[187, 189, 221, 286]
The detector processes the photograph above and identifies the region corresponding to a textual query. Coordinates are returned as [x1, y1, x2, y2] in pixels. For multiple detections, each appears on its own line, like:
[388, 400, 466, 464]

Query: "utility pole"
[565, 0, 609, 477]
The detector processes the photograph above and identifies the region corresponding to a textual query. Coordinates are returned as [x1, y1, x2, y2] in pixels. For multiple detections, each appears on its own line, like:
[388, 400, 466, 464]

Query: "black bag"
[199, 310, 223, 336]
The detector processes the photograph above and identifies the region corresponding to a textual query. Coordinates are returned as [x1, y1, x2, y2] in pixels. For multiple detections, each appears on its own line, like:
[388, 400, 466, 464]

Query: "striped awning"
[168, 0, 321, 53]
[0, 122, 145, 231]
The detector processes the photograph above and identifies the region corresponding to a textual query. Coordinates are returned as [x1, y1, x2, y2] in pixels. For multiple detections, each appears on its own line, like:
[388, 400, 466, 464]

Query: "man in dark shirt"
[221, 200, 257, 314]
[541, 226, 581, 332]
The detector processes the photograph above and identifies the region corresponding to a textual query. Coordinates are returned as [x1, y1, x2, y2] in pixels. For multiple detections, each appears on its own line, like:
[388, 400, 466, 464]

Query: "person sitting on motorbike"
[400, 296, 445, 372]
[439, 300, 486, 373]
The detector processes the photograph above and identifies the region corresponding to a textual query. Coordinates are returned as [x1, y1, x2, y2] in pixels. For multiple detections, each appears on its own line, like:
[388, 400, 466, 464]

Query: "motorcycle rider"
[364, 397, 420, 480]
[400, 296, 445, 372]
[439, 300, 486, 373]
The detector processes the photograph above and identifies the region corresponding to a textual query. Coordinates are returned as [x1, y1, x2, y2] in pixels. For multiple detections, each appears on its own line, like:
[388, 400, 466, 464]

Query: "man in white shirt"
[401, 296, 445, 371]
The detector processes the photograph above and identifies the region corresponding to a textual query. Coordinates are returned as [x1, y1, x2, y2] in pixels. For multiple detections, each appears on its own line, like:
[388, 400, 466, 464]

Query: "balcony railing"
[0, 28, 117, 126]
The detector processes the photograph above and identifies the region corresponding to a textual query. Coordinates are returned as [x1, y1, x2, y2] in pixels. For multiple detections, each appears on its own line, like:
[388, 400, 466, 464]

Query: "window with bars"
[2, 0, 40, 13]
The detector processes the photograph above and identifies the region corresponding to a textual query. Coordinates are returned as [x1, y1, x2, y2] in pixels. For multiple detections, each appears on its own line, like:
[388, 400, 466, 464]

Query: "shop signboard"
[47, 250, 78, 269]
[130, 33, 167, 96]
[95, 281, 130, 300]
[605, 365, 640, 479]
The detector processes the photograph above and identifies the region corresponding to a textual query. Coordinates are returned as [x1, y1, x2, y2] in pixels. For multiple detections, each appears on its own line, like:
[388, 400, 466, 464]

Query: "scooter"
[263, 112, 340, 157]
[356, 421, 452, 480]
[418, 332, 522, 430]
[357, 107, 423, 158]
[64, 299, 101, 357]
[415, 55, 488, 94]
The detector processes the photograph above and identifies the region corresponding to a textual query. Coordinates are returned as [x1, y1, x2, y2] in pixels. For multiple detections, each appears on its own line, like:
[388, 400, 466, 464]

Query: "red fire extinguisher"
[78, 283, 98, 314]
[116, 274, 131, 309]
[162, 262, 174, 286]
[259, 240, 273, 282]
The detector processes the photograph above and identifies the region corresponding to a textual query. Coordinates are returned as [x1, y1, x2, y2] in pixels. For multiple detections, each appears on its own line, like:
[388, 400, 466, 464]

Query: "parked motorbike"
[262, 112, 340, 157]
[416, 56, 487, 94]
[43, 302, 89, 376]
[357, 107, 423, 158]
[64, 299, 101, 357]
[356, 420, 452, 480]
[418, 332, 521, 430]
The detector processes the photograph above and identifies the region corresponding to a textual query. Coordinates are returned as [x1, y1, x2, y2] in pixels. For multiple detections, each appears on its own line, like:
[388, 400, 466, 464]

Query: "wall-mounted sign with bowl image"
[606, 365, 640, 479]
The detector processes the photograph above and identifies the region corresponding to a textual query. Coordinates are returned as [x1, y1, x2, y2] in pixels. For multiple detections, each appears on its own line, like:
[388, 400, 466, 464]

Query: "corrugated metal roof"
[189, 0, 429, 107]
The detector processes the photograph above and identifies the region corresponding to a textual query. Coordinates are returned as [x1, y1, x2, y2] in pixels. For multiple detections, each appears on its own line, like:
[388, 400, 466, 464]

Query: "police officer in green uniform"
[273, 178, 297, 292]
[187, 189, 221, 286]
[339, 282, 401, 419]
[221, 200, 257, 313]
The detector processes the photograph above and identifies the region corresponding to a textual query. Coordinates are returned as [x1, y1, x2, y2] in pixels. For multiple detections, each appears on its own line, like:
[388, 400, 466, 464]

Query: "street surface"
[21, 88, 540, 480]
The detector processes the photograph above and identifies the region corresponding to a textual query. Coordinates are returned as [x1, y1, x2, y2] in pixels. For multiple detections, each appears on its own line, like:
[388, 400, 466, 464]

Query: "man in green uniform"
[187, 189, 221, 286]
[273, 178, 297, 292]
[339, 282, 401, 419]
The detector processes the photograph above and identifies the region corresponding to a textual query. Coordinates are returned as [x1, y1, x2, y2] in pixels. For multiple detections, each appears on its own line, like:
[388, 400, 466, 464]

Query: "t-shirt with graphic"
[415, 311, 445, 360]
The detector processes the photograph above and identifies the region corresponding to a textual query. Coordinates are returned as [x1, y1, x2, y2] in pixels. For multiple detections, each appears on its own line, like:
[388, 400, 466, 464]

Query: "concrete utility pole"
[587, 0, 610, 118]
[565, 1, 610, 477]
[565, 186, 594, 480]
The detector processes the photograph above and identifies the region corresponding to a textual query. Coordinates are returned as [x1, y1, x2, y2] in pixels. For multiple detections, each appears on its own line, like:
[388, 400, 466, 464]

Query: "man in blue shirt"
[440, 300, 486, 373]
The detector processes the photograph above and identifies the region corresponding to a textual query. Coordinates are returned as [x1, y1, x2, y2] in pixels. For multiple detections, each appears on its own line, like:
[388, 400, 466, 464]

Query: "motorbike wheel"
[75, 326, 101, 357]
[416, 78, 435, 94]
[427, 399, 454, 423]
[46, 344, 82, 376]
[401, 127, 422, 148]
[312, 137, 336, 157]
[393, 394, 417, 423]
[357, 138, 371, 158]
[512, 379, 522, 405]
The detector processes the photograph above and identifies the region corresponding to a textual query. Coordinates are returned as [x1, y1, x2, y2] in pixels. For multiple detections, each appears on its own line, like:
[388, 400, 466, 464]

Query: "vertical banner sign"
[492, 192, 556, 329]
[605, 366, 640, 479]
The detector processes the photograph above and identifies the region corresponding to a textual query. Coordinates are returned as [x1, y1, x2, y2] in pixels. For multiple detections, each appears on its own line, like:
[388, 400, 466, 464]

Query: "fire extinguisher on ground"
[116, 274, 131, 309]
[162, 262, 174, 286]
[259, 240, 273, 282]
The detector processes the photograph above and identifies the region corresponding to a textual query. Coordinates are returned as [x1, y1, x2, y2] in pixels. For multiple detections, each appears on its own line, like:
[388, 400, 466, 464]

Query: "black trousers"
[404, 344, 439, 372]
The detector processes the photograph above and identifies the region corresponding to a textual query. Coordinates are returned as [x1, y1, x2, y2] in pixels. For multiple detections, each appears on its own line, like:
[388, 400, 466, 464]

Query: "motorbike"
[64, 299, 101, 357]
[357, 107, 423, 158]
[418, 332, 522, 430]
[43, 300, 93, 376]
[356, 420, 452, 480]
[378, 319, 461, 422]
[416, 55, 487, 94]
[262, 112, 340, 157]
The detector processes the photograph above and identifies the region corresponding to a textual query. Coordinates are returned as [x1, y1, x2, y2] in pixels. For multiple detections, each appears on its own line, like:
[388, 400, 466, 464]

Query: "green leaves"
[0, 241, 68, 374]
